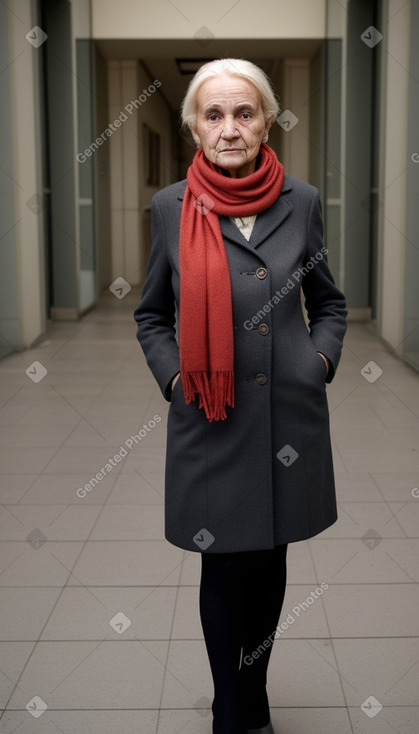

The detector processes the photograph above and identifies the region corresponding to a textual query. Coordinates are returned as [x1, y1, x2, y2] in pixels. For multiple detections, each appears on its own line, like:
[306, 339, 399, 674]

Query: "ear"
[190, 125, 201, 147]
[263, 115, 275, 142]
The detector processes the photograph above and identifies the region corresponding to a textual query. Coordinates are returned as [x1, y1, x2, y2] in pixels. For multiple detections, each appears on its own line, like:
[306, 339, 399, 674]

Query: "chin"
[216, 155, 245, 167]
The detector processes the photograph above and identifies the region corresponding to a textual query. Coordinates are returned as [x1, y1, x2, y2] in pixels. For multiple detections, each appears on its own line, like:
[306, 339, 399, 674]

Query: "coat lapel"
[176, 175, 294, 251]
[220, 176, 293, 250]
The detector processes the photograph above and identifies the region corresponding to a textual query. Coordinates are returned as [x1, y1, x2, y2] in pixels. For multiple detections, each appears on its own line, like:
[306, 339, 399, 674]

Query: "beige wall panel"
[92, 0, 326, 39]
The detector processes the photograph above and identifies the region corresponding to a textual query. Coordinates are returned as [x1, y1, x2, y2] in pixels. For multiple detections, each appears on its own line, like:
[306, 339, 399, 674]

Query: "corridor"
[0, 288, 418, 733]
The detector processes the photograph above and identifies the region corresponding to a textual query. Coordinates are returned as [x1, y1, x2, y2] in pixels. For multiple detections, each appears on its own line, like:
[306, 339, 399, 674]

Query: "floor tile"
[371, 472, 419, 500]
[285, 541, 318, 584]
[0, 642, 36, 708]
[321, 501, 406, 539]
[41, 586, 177, 640]
[157, 708, 212, 733]
[89, 504, 164, 540]
[276, 584, 331, 639]
[17, 472, 116, 504]
[348, 705, 419, 733]
[271, 707, 352, 734]
[71, 540, 184, 586]
[267, 638, 345, 706]
[122, 446, 167, 474]
[0, 588, 61, 641]
[0, 710, 159, 734]
[333, 638, 419, 705]
[0, 542, 84, 586]
[106, 472, 164, 504]
[171, 586, 202, 639]
[42, 446, 136, 475]
[158, 707, 354, 734]
[309, 538, 419, 583]
[0, 505, 102, 541]
[0, 424, 74, 448]
[333, 425, 419, 473]
[334, 473, 383, 502]
[160, 640, 213, 709]
[6, 640, 168, 710]
[178, 551, 201, 586]
[0, 448, 58, 474]
[0, 475, 39, 503]
[392, 501, 419, 536]
[322, 583, 419, 637]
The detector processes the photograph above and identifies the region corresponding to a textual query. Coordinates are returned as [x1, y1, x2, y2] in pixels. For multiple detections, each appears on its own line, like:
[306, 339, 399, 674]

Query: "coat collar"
[176, 175, 293, 250]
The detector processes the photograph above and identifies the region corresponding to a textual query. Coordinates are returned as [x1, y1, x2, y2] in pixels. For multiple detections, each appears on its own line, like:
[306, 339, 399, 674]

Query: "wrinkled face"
[191, 74, 273, 178]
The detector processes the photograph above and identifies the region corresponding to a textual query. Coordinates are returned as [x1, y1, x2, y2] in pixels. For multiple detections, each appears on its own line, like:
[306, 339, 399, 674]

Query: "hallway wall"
[378, 0, 412, 357]
[0, 1, 21, 359]
[92, 0, 327, 39]
[108, 61, 173, 286]
[1, 0, 47, 355]
[95, 46, 112, 294]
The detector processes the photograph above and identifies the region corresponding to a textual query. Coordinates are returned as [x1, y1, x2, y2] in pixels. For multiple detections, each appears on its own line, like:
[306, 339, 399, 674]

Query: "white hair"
[181, 58, 280, 131]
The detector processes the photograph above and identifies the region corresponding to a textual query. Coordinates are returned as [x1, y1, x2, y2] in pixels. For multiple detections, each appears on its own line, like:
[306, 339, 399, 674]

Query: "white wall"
[279, 60, 310, 182]
[92, 0, 326, 39]
[95, 47, 112, 293]
[267, 59, 310, 182]
[9, 0, 46, 347]
[309, 44, 325, 192]
[377, 0, 411, 351]
[108, 60, 172, 286]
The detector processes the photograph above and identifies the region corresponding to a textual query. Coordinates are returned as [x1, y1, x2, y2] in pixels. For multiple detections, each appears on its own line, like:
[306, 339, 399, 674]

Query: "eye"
[240, 112, 251, 120]
[208, 113, 219, 122]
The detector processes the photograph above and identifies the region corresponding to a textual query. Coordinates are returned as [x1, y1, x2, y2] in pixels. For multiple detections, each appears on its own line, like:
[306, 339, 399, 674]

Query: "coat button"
[258, 323, 270, 335]
[255, 373, 267, 385]
[256, 267, 268, 279]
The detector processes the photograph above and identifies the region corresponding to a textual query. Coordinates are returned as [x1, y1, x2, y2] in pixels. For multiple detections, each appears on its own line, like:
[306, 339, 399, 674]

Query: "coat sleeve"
[302, 190, 347, 383]
[133, 194, 180, 400]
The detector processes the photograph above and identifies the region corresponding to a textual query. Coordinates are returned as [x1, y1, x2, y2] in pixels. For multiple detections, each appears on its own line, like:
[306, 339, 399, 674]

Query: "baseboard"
[50, 307, 79, 321]
[347, 307, 372, 321]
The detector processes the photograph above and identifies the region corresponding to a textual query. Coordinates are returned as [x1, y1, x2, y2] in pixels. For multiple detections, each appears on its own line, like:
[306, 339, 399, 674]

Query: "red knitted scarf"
[179, 143, 285, 421]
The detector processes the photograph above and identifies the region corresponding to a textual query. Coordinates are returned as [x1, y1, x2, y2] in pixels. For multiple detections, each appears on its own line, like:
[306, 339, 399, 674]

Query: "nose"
[221, 116, 239, 139]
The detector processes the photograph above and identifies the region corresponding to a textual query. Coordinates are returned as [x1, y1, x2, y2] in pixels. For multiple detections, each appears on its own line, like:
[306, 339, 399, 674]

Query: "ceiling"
[95, 38, 322, 111]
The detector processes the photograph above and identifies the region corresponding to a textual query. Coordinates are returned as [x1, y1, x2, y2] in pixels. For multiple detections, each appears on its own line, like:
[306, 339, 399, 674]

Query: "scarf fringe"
[182, 371, 234, 422]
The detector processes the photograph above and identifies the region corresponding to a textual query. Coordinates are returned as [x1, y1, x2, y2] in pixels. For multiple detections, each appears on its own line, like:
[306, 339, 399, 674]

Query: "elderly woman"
[134, 59, 347, 734]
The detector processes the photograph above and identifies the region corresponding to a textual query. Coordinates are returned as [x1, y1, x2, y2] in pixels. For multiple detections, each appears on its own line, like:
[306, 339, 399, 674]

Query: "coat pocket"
[304, 339, 328, 384]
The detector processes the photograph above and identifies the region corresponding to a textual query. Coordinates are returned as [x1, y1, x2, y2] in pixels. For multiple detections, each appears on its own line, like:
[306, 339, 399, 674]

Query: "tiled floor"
[0, 289, 419, 733]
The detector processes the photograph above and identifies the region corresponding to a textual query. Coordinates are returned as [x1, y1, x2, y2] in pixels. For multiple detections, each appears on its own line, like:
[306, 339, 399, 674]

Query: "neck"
[217, 152, 262, 179]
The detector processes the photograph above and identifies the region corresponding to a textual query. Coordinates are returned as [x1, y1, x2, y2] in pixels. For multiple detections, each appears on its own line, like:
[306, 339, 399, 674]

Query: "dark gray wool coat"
[134, 173, 347, 554]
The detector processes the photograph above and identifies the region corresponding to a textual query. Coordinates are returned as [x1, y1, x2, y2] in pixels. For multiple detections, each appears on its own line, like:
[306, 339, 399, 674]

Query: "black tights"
[199, 544, 288, 734]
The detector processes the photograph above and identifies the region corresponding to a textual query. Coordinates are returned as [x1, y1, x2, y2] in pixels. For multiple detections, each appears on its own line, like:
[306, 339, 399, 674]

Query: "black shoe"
[246, 723, 275, 734]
